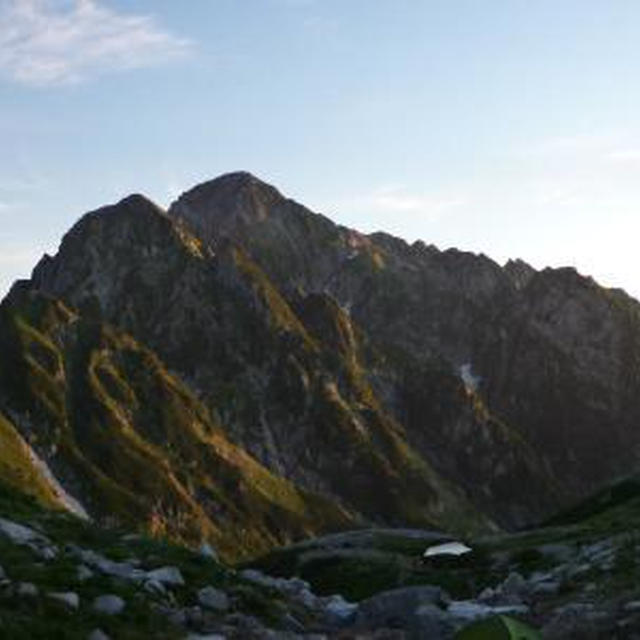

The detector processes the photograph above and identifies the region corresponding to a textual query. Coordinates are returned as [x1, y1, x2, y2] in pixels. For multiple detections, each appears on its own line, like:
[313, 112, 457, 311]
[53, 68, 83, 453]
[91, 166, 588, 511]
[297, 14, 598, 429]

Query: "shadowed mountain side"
[3, 170, 638, 553]
[169, 172, 640, 523]
[0, 284, 354, 561]
[26, 194, 494, 535]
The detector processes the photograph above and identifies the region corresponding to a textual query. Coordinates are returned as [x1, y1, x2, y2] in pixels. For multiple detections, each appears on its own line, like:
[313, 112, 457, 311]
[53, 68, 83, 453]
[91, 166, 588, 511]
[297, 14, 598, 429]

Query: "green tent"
[454, 615, 542, 640]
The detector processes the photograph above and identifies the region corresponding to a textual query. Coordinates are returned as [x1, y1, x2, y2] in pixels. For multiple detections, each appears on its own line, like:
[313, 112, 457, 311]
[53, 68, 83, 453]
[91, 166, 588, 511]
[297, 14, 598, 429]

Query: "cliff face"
[3, 171, 640, 556]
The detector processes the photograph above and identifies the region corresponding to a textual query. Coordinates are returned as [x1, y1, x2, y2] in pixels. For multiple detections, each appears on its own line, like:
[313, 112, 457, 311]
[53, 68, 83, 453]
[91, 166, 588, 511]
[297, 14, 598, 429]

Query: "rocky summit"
[2, 171, 640, 635]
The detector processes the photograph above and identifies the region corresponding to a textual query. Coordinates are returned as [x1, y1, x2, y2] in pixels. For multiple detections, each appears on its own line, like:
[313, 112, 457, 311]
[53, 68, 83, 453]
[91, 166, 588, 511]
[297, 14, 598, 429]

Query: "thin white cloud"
[317, 185, 466, 223]
[0, 0, 191, 86]
[368, 186, 466, 216]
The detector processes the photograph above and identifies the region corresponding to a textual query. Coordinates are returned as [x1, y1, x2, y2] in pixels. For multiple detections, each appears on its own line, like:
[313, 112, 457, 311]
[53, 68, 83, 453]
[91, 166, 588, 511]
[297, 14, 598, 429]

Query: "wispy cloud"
[366, 186, 466, 216]
[0, 0, 192, 86]
[315, 185, 468, 221]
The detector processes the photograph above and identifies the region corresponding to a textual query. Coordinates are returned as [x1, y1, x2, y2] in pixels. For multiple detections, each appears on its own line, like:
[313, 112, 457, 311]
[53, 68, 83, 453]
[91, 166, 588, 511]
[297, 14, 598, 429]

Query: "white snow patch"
[423, 541, 472, 558]
[459, 363, 480, 393]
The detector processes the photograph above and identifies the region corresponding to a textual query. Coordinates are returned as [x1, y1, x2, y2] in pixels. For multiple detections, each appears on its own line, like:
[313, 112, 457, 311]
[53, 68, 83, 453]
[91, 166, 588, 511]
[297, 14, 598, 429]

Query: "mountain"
[2, 171, 640, 560]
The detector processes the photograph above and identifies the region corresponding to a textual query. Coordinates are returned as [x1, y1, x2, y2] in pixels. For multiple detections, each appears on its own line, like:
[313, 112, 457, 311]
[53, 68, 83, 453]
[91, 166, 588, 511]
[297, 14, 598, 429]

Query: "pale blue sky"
[2, 0, 640, 297]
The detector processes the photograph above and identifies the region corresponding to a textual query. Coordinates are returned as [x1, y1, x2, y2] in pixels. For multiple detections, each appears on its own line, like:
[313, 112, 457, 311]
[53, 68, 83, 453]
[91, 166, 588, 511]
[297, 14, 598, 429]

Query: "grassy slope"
[0, 411, 63, 511]
[0, 288, 352, 562]
[231, 248, 494, 536]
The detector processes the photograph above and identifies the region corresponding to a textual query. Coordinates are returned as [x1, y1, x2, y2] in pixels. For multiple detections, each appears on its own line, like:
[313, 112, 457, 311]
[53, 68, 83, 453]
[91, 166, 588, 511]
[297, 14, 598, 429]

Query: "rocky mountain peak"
[169, 171, 286, 244]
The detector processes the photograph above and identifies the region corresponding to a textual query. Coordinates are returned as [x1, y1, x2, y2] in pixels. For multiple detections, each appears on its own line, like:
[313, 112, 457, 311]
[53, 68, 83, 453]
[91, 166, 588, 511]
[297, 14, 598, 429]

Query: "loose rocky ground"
[2, 480, 640, 639]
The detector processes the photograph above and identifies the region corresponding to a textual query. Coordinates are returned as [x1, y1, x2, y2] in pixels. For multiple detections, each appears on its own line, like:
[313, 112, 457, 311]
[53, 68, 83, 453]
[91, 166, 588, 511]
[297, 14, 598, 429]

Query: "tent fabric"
[454, 614, 542, 640]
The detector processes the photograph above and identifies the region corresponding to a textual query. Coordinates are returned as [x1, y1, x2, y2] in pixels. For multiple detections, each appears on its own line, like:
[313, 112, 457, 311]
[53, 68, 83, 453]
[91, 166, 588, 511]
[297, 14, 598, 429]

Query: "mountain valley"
[2, 172, 640, 637]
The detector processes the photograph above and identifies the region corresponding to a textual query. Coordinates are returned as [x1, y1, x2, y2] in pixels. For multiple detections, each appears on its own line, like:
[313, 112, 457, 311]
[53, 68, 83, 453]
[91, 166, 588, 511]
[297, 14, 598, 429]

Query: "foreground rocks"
[1, 503, 640, 638]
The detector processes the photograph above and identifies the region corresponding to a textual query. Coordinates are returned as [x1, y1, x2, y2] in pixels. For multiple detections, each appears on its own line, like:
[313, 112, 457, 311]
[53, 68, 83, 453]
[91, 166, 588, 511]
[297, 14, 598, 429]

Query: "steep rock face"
[18, 192, 494, 543]
[8, 170, 640, 545]
[481, 268, 640, 495]
[168, 173, 640, 521]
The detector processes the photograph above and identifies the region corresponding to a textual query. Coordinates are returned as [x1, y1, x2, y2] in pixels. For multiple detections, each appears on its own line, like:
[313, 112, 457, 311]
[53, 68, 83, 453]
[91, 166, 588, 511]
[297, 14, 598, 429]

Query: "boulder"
[355, 585, 447, 630]
[199, 542, 218, 561]
[0, 517, 57, 560]
[92, 594, 126, 616]
[143, 578, 166, 595]
[197, 586, 229, 612]
[16, 582, 38, 597]
[48, 591, 80, 610]
[146, 566, 185, 586]
[76, 564, 94, 582]
[87, 629, 111, 640]
[411, 603, 457, 640]
[321, 593, 358, 627]
[542, 602, 612, 639]
[75, 549, 145, 582]
[501, 571, 527, 596]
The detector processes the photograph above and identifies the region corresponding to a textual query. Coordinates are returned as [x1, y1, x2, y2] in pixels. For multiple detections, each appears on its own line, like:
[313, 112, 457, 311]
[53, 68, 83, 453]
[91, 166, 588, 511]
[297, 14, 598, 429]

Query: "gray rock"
[580, 540, 615, 565]
[197, 586, 229, 612]
[412, 603, 456, 640]
[75, 549, 145, 582]
[530, 580, 560, 596]
[542, 602, 612, 639]
[447, 600, 529, 623]
[77, 564, 94, 582]
[143, 578, 166, 595]
[239, 568, 284, 590]
[493, 604, 530, 616]
[624, 601, 640, 612]
[501, 571, 527, 596]
[87, 630, 111, 640]
[528, 569, 555, 584]
[322, 593, 358, 626]
[0, 517, 57, 560]
[146, 566, 185, 586]
[16, 582, 38, 597]
[285, 576, 311, 594]
[92, 594, 126, 615]
[476, 586, 496, 603]
[297, 587, 317, 608]
[0, 518, 40, 543]
[281, 612, 305, 632]
[355, 585, 447, 630]
[48, 591, 80, 609]
[447, 601, 493, 622]
[199, 542, 218, 561]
